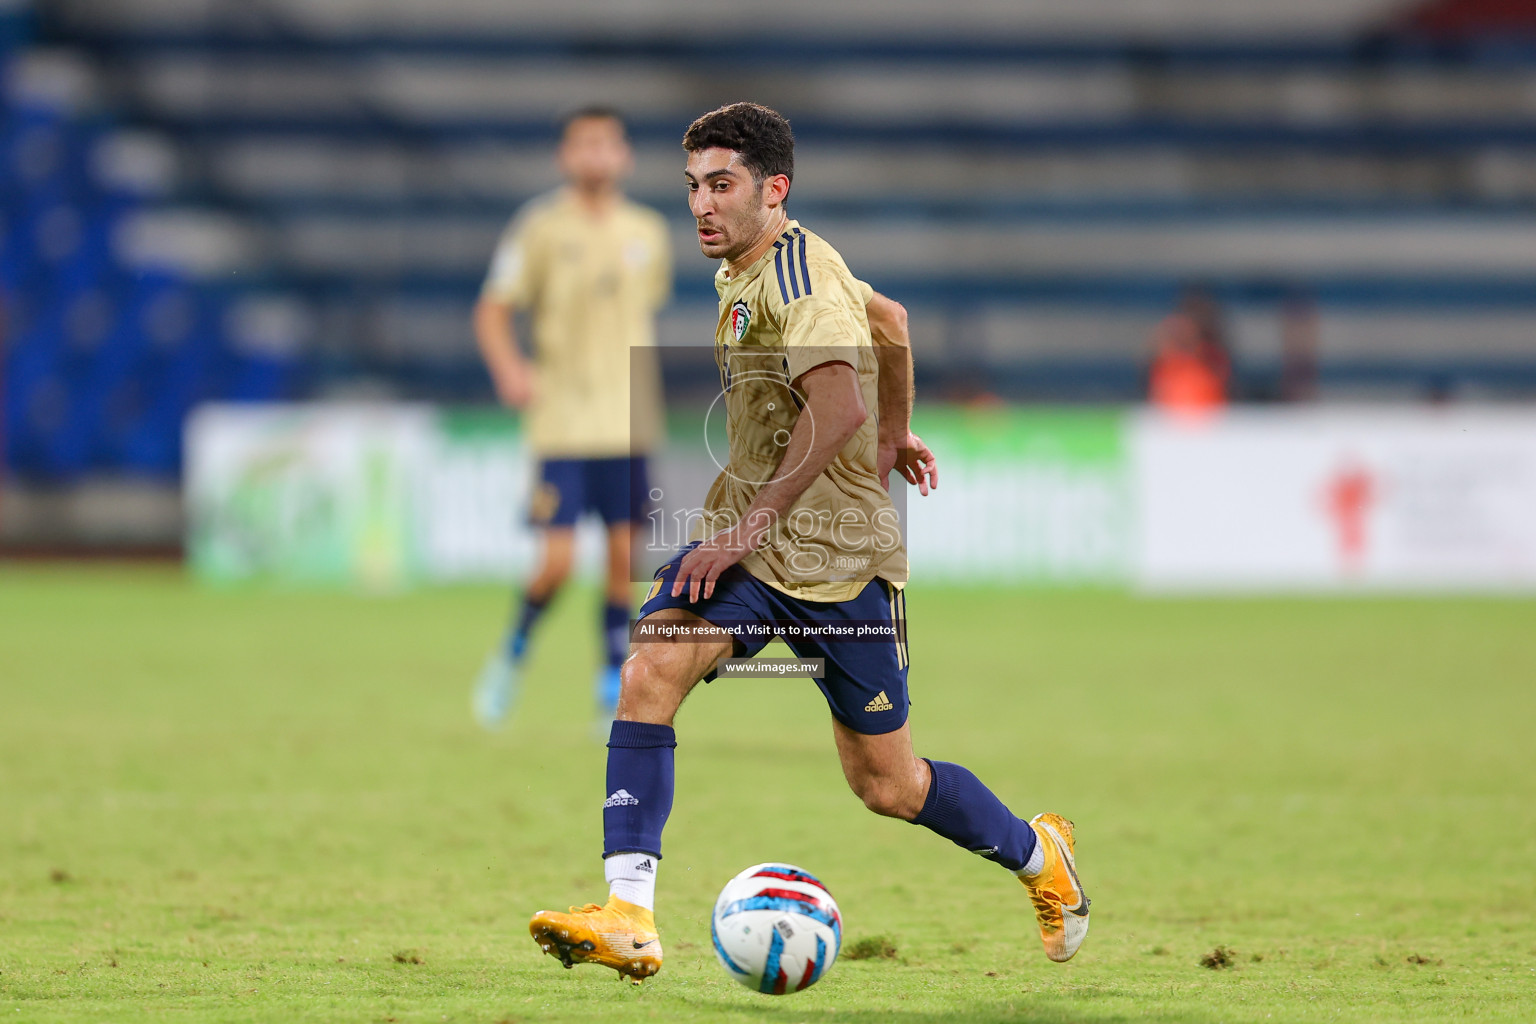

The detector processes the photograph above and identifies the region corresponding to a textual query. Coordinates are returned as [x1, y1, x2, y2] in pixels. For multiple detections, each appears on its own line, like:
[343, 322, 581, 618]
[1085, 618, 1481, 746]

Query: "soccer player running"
[472, 107, 671, 731]
[529, 103, 1088, 981]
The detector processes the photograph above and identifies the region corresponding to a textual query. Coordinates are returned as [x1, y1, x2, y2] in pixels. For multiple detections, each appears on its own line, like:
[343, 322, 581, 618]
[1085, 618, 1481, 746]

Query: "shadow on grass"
[674, 997, 1220, 1024]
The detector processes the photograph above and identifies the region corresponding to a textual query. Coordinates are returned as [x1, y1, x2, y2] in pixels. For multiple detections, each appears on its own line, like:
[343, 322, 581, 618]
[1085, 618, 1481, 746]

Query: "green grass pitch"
[2, 566, 1533, 1022]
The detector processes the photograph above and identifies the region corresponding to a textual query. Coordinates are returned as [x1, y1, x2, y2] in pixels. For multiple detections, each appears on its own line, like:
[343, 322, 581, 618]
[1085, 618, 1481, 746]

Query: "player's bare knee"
[528, 577, 565, 603]
[616, 649, 686, 722]
[530, 560, 572, 596]
[619, 653, 661, 700]
[548, 557, 577, 586]
[850, 774, 919, 820]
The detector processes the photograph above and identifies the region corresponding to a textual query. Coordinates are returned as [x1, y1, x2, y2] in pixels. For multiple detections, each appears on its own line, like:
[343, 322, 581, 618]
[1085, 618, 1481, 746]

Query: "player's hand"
[671, 524, 760, 602]
[494, 365, 536, 409]
[879, 431, 937, 496]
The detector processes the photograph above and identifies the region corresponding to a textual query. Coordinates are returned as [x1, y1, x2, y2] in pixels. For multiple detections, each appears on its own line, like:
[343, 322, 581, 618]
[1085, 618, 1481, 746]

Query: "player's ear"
[765, 173, 791, 209]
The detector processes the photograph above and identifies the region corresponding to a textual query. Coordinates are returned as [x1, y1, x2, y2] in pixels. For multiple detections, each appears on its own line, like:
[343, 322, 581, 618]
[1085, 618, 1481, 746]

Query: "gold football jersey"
[482, 189, 671, 457]
[701, 220, 907, 602]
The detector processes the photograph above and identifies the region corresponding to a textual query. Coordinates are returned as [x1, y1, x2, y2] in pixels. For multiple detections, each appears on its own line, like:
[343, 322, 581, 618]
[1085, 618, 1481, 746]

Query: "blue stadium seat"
[1, 57, 271, 481]
[7, 4, 1536, 486]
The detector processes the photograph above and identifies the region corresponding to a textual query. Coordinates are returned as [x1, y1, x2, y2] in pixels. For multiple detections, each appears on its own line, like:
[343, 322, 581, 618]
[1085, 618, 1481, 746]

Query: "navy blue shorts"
[530, 456, 650, 527]
[637, 543, 910, 735]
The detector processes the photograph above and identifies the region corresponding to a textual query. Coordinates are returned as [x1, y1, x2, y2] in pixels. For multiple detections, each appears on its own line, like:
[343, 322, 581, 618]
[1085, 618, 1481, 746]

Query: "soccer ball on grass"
[710, 862, 841, 994]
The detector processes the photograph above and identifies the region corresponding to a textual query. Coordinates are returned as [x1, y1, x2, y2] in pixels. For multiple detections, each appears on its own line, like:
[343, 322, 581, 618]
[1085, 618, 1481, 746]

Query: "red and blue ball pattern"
[711, 863, 842, 995]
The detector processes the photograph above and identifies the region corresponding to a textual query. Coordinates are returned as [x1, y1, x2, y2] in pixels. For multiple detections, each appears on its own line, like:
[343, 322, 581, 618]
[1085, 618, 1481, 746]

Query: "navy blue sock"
[910, 759, 1037, 872]
[602, 721, 676, 859]
[602, 602, 629, 669]
[506, 593, 550, 661]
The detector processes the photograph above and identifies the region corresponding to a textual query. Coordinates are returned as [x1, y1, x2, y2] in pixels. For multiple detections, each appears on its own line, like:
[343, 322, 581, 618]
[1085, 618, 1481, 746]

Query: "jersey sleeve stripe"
[780, 236, 801, 299]
[784, 229, 804, 297]
[780, 231, 805, 300]
[773, 246, 791, 304]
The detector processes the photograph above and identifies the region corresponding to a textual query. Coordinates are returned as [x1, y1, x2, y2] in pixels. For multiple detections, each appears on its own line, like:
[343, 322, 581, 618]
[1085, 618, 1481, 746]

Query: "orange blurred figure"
[1149, 288, 1229, 417]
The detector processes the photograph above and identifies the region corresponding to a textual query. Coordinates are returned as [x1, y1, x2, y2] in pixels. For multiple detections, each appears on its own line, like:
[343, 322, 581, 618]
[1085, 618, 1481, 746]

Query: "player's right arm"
[865, 289, 937, 495]
[473, 297, 535, 408]
[474, 208, 544, 409]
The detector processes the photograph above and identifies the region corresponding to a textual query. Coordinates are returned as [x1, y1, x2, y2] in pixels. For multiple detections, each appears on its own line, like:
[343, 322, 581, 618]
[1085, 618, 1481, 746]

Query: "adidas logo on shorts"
[864, 690, 895, 712]
[603, 789, 640, 808]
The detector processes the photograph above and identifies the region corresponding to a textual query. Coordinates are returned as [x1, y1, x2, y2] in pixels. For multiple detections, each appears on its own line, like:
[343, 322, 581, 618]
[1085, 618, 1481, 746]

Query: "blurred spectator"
[1279, 288, 1319, 402]
[1148, 287, 1230, 416]
[1400, 0, 1536, 36]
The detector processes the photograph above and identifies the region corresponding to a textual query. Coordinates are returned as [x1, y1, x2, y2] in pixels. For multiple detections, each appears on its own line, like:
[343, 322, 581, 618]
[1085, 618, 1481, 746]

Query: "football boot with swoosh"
[1019, 812, 1091, 962]
[529, 898, 663, 983]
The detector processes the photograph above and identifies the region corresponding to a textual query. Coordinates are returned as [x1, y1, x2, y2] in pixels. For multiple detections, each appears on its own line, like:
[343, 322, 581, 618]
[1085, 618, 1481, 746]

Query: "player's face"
[558, 116, 632, 191]
[685, 147, 773, 261]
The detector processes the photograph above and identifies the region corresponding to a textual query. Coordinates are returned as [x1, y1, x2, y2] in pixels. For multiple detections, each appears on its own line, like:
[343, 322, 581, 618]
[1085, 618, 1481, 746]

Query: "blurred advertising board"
[1133, 409, 1536, 591]
[904, 408, 1132, 584]
[185, 404, 1132, 586]
[185, 404, 435, 588]
[187, 405, 564, 587]
[186, 404, 1536, 591]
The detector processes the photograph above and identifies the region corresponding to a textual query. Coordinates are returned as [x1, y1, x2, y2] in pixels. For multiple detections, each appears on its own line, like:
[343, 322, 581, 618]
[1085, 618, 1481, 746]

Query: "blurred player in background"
[471, 107, 672, 731]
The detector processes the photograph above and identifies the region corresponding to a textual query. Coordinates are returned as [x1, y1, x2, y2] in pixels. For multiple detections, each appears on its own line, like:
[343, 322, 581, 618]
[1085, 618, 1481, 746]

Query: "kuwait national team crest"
[729, 300, 751, 341]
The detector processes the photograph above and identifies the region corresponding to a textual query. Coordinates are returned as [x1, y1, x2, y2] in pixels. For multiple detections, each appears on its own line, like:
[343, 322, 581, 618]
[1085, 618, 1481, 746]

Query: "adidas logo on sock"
[636, 858, 654, 873]
[603, 789, 640, 808]
[864, 690, 894, 712]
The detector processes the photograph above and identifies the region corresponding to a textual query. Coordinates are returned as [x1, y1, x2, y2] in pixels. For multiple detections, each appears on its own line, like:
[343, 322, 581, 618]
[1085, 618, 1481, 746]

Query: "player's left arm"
[865, 289, 937, 495]
[672, 361, 868, 602]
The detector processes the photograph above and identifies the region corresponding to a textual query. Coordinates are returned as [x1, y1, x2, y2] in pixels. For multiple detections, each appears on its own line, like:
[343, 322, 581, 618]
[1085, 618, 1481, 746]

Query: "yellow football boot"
[1019, 812, 1091, 962]
[528, 898, 663, 983]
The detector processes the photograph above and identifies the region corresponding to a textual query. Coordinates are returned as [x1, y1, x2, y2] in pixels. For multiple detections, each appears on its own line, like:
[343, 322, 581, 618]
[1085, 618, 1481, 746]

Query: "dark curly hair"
[682, 102, 794, 190]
